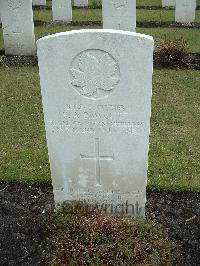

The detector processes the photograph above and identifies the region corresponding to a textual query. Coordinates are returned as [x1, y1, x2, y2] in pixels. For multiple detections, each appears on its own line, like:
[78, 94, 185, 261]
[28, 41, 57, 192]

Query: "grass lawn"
[35, 26, 200, 53]
[138, 27, 200, 53]
[0, 25, 199, 53]
[0, 67, 199, 192]
[0, 6, 200, 53]
[0, 3, 199, 192]
[46, 0, 200, 8]
[48, 0, 165, 7]
[33, 8, 200, 23]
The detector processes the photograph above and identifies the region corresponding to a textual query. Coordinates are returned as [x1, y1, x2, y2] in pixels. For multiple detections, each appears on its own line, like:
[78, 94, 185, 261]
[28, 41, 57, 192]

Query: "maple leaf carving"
[70, 51, 120, 98]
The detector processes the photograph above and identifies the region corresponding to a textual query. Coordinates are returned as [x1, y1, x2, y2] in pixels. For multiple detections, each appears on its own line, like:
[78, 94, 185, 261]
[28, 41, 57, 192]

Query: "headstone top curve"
[37, 29, 154, 45]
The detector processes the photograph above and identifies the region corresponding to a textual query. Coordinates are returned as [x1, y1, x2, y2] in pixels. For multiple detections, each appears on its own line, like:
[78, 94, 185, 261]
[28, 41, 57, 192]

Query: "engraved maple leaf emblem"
[70, 51, 120, 98]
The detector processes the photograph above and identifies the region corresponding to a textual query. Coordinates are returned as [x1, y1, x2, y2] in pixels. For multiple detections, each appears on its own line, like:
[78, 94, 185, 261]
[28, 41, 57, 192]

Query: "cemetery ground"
[0, 1, 200, 266]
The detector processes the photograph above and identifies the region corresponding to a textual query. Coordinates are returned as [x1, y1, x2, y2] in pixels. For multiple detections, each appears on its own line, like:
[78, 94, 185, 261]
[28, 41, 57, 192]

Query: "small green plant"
[89, 0, 102, 9]
[157, 38, 190, 67]
[47, 201, 173, 266]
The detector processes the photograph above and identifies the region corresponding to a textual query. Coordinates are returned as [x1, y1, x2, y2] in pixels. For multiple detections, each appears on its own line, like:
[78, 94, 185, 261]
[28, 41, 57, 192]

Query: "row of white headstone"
[163, 0, 197, 23]
[32, 0, 88, 7]
[46, 0, 198, 26]
[53, 0, 136, 30]
[0, 0, 136, 55]
[0, 0, 197, 56]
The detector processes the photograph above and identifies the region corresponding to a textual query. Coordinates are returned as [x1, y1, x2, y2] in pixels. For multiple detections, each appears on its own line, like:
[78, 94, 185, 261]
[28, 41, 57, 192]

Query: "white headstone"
[52, 0, 72, 22]
[162, 0, 175, 7]
[32, 0, 46, 6]
[175, 0, 196, 22]
[103, 0, 136, 32]
[74, 0, 88, 7]
[37, 29, 154, 217]
[1, 0, 36, 55]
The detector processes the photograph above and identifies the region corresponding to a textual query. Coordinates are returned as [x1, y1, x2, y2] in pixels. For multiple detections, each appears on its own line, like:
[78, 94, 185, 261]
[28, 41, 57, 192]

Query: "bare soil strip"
[0, 183, 199, 265]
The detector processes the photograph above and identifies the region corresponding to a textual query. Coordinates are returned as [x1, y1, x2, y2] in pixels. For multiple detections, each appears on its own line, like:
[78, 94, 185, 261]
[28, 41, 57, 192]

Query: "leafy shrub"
[157, 38, 190, 67]
[47, 201, 173, 266]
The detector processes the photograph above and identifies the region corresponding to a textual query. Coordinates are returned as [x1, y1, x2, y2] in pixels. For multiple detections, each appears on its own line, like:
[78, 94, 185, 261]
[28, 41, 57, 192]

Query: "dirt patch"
[33, 20, 102, 27]
[146, 190, 200, 266]
[154, 52, 200, 70]
[32, 5, 200, 11]
[2, 19, 199, 29]
[32, 20, 200, 29]
[0, 55, 38, 67]
[0, 183, 53, 266]
[32, 6, 52, 10]
[0, 182, 199, 266]
[137, 6, 200, 11]
[1, 53, 200, 70]
[137, 21, 200, 29]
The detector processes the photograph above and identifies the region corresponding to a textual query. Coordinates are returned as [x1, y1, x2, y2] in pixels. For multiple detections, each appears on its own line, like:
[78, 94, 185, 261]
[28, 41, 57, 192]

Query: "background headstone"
[103, 0, 136, 32]
[1, 0, 36, 55]
[162, 0, 175, 7]
[32, 0, 46, 6]
[175, 0, 196, 22]
[74, 0, 88, 7]
[37, 29, 154, 217]
[52, 0, 72, 22]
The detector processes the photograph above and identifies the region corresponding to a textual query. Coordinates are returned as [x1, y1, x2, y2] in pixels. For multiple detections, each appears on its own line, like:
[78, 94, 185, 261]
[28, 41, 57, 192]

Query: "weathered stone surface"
[175, 0, 196, 22]
[74, 0, 88, 7]
[32, 0, 46, 6]
[52, 0, 72, 22]
[1, 0, 36, 55]
[162, 0, 175, 7]
[37, 29, 154, 217]
[103, 0, 136, 32]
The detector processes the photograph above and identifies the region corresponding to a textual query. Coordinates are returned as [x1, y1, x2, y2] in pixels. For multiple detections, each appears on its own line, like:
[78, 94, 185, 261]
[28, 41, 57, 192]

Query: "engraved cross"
[80, 138, 114, 185]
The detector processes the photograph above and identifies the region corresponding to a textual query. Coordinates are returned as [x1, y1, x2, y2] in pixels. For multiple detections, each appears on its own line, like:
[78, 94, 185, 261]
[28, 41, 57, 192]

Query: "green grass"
[0, 4, 199, 192]
[33, 8, 200, 23]
[137, 0, 200, 7]
[138, 27, 200, 53]
[138, 9, 200, 23]
[0, 67, 50, 185]
[34, 20, 199, 53]
[1, 7, 200, 53]
[73, 0, 163, 7]
[47, 0, 200, 8]
[1, 25, 199, 54]
[149, 69, 200, 192]
[136, 0, 162, 6]
[35, 25, 98, 39]
[0, 67, 199, 191]
[35, 26, 200, 53]
[31, 8, 200, 54]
